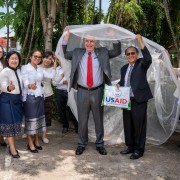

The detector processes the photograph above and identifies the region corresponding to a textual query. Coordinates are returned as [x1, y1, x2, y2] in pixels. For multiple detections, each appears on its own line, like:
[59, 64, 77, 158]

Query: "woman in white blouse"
[0, 46, 7, 147]
[0, 51, 23, 158]
[39, 51, 57, 143]
[21, 50, 56, 153]
[0, 46, 5, 71]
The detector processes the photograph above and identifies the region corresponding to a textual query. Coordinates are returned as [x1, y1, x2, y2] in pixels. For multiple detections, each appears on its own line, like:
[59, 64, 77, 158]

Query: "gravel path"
[0, 120, 179, 180]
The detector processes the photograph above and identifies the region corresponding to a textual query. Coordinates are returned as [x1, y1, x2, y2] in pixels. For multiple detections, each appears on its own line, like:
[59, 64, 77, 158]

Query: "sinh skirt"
[0, 92, 22, 137]
[24, 95, 46, 135]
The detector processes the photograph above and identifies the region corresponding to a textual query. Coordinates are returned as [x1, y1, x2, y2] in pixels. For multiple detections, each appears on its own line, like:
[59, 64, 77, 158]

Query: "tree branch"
[40, 0, 47, 37]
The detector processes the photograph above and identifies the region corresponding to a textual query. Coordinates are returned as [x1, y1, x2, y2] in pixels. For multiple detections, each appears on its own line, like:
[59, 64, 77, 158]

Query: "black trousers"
[123, 98, 147, 155]
[44, 95, 53, 126]
[56, 89, 78, 130]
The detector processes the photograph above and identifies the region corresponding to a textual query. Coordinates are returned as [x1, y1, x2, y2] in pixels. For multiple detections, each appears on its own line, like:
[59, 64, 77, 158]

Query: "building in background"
[0, 29, 20, 53]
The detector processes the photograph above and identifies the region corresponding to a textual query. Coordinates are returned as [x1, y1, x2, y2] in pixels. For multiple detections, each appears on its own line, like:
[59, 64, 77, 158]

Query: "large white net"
[55, 24, 180, 145]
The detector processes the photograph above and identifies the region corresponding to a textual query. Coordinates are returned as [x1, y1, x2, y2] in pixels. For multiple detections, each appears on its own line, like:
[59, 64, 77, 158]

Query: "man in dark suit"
[117, 34, 153, 160]
[63, 30, 121, 155]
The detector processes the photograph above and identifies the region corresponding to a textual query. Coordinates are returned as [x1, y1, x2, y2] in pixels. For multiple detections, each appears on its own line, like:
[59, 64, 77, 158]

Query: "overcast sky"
[0, 1, 110, 36]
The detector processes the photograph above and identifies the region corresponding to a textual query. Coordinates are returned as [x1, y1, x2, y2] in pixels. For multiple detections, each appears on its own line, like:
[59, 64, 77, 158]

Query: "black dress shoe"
[62, 127, 68, 133]
[27, 145, 38, 153]
[9, 148, 20, 158]
[33, 141, 43, 150]
[120, 148, 134, 155]
[130, 153, 143, 160]
[34, 144, 43, 150]
[96, 147, 107, 155]
[0, 142, 7, 147]
[75, 146, 85, 155]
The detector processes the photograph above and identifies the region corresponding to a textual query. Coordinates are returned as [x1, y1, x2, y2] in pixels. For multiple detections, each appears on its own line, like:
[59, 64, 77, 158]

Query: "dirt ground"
[0, 120, 180, 180]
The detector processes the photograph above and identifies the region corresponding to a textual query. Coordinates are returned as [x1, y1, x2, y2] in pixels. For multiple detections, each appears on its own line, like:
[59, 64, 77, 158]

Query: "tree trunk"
[115, 0, 120, 25]
[63, 0, 69, 29]
[163, 0, 180, 60]
[21, 4, 34, 57]
[58, 0, 63, 27]
[107, 0, 115, 23]
[6, 0, 9, 53]
[117, 0, 126, 25]
[27, 0, 36, 62]
[91, 0, 96, 24]
[84, 0, 88, 24]
[40, 0, 56, 51]
[40, 0, 46, 37]
[99, 0, 102, 23]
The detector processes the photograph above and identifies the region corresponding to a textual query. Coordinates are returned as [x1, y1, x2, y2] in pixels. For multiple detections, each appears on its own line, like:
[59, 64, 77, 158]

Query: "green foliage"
[106, 0, 180, 48]
[121, 0, 144, 32]
[137, 0, 180, 47]
[0, 0, 16, 29]
[85, 0, 104, 24]
[13, 0, 44, 59]
[139, 0, 165, 44]
[66, 0, 84, 25]
[0, 0, 4, 6]
[105, 0, 145, 32]
[2, 0, 179, 53]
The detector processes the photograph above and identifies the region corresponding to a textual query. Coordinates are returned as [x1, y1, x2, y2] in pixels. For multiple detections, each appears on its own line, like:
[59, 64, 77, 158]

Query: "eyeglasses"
[126, 52, 136, 56]
[32, 55, 42, 60]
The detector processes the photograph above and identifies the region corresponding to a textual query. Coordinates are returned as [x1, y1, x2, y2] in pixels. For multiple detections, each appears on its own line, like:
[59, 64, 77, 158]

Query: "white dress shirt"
[52, 66, 68, 90]
[77, 51, 103, 88]
[0, 67, 22, 94]
[0, 61, 3, 72]
[21, 63, 55, 100]
[125, 64, 134, 97]
[39, 66, 54, 98]
[0, 61, 3, 91]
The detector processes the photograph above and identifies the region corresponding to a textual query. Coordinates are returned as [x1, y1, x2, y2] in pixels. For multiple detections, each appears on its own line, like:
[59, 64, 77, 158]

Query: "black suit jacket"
[119, 46, 153, 103]
[63, 42, 121, 90]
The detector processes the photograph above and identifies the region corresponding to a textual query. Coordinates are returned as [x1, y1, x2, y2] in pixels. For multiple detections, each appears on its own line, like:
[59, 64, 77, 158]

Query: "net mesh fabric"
[55, 24, 180, 145]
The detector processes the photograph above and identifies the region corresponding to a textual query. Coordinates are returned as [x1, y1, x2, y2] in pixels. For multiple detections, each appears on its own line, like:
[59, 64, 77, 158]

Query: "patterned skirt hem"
[25, 127, 46, 135]
[0, 132, 21, 137]
[0, 123, 21, 137]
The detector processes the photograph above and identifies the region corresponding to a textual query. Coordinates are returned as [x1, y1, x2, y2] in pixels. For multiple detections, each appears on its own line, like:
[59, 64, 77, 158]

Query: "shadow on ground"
[0, 120, 180, 180]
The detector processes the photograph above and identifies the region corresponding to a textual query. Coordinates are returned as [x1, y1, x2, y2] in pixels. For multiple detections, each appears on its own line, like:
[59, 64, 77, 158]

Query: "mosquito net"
[55, 24, 180, 145]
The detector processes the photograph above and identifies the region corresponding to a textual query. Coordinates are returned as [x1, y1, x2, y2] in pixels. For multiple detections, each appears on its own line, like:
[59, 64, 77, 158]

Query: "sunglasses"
[32, 55, 42, 60]
[126, 52, 136, 56]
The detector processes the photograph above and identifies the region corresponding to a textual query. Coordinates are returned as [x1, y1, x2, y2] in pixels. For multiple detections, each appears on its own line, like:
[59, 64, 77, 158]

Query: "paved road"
[0, 120, 180, 180]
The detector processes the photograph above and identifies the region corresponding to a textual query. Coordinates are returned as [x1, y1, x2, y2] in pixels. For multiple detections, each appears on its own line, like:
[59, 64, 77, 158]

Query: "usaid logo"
[113, 88, 122, 97]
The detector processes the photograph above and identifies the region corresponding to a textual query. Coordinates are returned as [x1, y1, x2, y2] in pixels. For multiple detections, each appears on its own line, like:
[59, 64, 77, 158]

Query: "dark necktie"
[126, 65, 133, 87]
[87, 52, 93, 88]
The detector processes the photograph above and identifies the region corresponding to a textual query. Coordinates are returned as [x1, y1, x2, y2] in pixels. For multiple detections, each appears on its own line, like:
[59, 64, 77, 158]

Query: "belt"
[78, 84, 104, 91]
[56, 89, 68, 92]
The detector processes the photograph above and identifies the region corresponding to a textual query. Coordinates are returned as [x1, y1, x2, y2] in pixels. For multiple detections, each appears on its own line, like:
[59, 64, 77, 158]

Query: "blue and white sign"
[102, 85, 130, 108]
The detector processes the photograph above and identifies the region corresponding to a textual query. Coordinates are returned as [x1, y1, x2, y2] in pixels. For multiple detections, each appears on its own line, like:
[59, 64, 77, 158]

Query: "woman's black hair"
[5, 51, 21, 68]
[125, 46, 139, 55]
[43, 51, 54, 58]
[41, 51, 54, 66]
[26, 49, 42, 64]
[0, 46, 5, 67]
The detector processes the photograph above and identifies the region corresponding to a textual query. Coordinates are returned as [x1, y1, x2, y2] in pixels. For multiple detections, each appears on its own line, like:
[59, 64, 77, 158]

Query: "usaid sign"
[102, 85, 130, 108]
